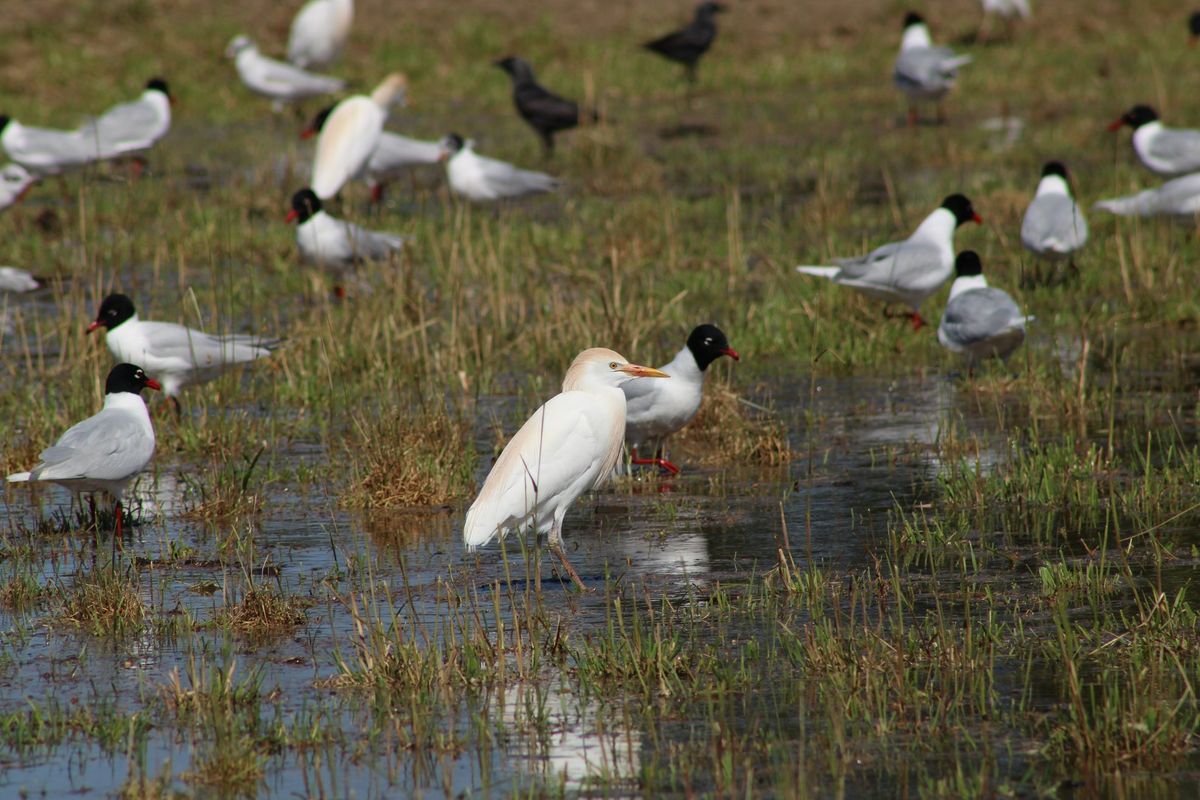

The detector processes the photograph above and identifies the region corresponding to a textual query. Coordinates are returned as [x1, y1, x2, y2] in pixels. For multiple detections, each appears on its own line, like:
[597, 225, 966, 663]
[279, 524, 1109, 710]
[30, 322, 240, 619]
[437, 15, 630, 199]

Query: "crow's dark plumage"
[495, 56, 586, 153]
[643, 2, 727, 84]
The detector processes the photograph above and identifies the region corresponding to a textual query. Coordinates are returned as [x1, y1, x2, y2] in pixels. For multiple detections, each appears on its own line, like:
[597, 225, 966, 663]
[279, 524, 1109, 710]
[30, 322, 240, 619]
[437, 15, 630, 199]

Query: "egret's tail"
[796, 266, 841, 279]
[462, 505, 500, 551]
[6, 472, 30, 483]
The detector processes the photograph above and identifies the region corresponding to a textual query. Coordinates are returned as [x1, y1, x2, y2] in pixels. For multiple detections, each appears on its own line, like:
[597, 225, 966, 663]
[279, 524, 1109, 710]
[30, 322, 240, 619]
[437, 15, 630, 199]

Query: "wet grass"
[1, 0, 1199, 796]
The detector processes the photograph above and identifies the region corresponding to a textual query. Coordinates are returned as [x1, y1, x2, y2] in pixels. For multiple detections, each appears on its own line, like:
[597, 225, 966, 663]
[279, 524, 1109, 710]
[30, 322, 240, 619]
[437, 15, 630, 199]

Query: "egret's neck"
[900, 24, 932, 51]
[1035, 174, 1071, 198]
[910, 207, 957, 246]
[948, 274, 989, 300]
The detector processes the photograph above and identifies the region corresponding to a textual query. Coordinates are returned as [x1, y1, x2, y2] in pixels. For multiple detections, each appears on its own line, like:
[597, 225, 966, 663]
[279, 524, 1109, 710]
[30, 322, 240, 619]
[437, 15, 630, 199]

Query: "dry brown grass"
[61, 566, 148, 635]
[674, 386, 792, 466]
[219, 587, 308, 639]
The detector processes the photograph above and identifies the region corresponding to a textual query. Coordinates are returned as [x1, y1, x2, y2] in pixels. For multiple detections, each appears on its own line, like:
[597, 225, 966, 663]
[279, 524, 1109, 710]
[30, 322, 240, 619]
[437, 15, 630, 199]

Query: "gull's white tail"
[795, 266, 841, 279]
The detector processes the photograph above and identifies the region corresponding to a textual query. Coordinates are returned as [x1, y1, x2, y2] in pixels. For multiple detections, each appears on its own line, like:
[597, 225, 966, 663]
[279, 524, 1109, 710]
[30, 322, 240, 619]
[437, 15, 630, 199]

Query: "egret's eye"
[608, 361, 619, 369]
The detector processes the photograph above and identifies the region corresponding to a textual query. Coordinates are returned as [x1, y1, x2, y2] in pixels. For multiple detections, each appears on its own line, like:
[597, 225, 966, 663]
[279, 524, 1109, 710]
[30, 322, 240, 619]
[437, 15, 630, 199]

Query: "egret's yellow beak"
[619, 364, 669, 379]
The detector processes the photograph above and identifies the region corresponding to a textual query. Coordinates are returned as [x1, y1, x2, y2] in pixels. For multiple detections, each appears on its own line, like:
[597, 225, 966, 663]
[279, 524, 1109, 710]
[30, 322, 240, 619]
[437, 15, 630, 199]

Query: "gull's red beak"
[300, 127, 316, 140]
[972, 213, 983, 224]
[721, 347, 740, 361]
[86, 320, 102, 334]
[285, 209, 299, 223]
[1106, 117, 1125, 132]
[145, 378, 162, 391]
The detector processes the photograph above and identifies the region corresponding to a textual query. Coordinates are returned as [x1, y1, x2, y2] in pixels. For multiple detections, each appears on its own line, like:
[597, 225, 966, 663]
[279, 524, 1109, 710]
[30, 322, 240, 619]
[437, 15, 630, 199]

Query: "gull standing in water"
[796, 194, 982, 329]
[7, 363, 159, 539]
[893, 13, 972, 125]
[311, 73, 407, 200]
[438, 134, 559, 202]
[623, 324, 739, 475]
[463, 348, 669, 590]
[288, 0, 354, 70]
[1021, 161, 1087, 279]
[227, 36, 345, 110]
[938, 251, 1029, 370]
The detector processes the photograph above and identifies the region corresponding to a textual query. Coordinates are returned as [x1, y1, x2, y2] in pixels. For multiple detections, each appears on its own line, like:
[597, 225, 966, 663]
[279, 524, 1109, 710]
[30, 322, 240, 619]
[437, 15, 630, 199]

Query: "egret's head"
[562, 348, 669, 392]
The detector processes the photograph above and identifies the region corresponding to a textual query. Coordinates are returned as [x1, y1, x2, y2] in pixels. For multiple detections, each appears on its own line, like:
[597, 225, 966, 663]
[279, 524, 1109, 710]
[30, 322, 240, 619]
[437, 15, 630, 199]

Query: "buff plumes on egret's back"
[462, 348, 668, 590]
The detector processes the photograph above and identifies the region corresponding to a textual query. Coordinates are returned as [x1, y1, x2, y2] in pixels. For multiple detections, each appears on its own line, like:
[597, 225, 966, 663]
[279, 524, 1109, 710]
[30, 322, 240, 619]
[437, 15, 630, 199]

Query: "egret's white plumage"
[302, 107, 441, 197]
[311, 74, 407, 200]
[893, 14, 971, 118]
[938, 252, 1029, 367]
[1093, 172, 1200, 218]
[796, 194, 981, 327]
[227, 36, 345, 108]
[287, 0, 354, 70]
[439, 134, 559, 202]
[288, 188, 403, 267]
[463, 348, 669, 589]
[7, 364, 159, 538]
[78, 79, 171, 161]
[1021, 163, 1087, 261]
[0, 163, 36, 212]
[0, 266, 42, 293]
[87, 294, 278, 402]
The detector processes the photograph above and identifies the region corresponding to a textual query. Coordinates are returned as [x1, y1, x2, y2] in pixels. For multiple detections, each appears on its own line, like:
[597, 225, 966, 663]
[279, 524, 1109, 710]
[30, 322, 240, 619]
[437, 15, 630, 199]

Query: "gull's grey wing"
[369, 133, 442, 173]
[836, 239, 941, 291]
[7, 125, 97, 172]
[940, 288, 1023, 347]
[480, 156, 559, 197]
[255, 57, 345, 95]
[345, 222, 403, 259]
[137, 320, 274, 366]
[1146, 129, 1200, 172]
[79, 98, 165, 156]
[1021, 194, 1088, 253]
[894, 47, 970, 92]
[33, 409, 152, 482]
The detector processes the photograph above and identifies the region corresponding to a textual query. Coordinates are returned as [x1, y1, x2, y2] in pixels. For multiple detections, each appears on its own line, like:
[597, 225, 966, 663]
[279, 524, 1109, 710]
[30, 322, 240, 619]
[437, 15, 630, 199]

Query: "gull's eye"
[704, 338, 712, 345]
[609, 361, 618, 369]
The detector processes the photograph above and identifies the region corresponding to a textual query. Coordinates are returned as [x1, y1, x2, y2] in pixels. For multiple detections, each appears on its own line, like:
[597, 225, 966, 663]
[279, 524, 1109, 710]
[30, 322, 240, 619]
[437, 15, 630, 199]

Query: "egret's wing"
[312, 98, 380, 198]
[32, 407, 153, 483]
[940, 288, 1024, 347]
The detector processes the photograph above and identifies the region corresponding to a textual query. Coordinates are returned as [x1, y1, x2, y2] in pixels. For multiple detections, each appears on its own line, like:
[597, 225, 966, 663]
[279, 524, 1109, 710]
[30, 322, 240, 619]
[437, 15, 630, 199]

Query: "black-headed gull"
[0, 163, 36, 213]
[643, 2, 726, 85]
[1093, 173, 1200, 218]
[288, 0, 354, 70]
[0, 115, 95, 175]
[311, 73, 407, 200]
[1021, 161, 1087, 268]
[893, 13, 972, 125]
[87, 293, 279, 413]
[302, 106, 440, 202]
[623, 324, 739, 475]
[1107, 105, 1200, 176]
[463, 348, 669, 590]
[938, 251, 1029, 369]
[0, 267, 43, 293]
[78, 78, 172, 162]
[438, 134, 559, 203]
[7, 363, 159, 538]
[227, 36, 345, 110]
[495, 57, 587, 153]
[797, 194, 982, 329]
[287, 188, 403, 267]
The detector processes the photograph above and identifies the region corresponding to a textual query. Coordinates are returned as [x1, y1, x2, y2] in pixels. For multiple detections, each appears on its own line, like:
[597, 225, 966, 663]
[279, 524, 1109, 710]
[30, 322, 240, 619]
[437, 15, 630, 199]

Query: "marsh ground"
[0, 0, 1198, 796]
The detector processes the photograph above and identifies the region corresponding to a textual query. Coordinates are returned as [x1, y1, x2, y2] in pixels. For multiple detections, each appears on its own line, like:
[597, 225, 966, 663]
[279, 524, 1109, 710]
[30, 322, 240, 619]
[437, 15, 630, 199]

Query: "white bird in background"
[796, 194, 982, 329]
[227, 36, 346, 110]
[78, 78, 172, 162]
[288, 0, 354, 71]
[302, 106, 441, 202]
[1021, 161, 1088, 273]
[1107, 105, 1200, 177]
[86, 293, 279, 414]
[438, 133, 560, 202]
[7, 363, 160, 539]
[0, 115, 96, 175]
[893, 12, 972, 125]
[0, 266, 43, 293]
[1093, 172, 1200, 218]
[981, 0, 1030, 19]
[463, 348, 669, 590]
[311, 73, 408, 200]
[0, 163, 36, 213]
[623, 324, 739, 475]
[938, 251, 1029, 368]
[287, 188, 404, 267]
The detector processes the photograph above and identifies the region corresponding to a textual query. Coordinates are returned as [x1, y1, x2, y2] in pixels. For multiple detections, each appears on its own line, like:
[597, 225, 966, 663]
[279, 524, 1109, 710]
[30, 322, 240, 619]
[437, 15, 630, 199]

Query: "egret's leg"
[113, 500, 125, 553]
[548, 514, 586, 592]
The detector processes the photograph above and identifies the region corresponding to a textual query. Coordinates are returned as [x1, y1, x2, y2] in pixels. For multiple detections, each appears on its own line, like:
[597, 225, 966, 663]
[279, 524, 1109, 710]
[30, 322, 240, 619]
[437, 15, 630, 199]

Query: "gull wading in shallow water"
[87, 294, 279, 415]
[893, 12, 972, 125]
[462, 348, 669, 590]
[227, 36, 346, 110]
[623, 324, 739, 475]
[1107, 105, 1200, 177]
[302, 106, 440, 202]
[1020, 161, 1088, 273]
[796, 194, 982, 330]
[643, 2, 727, 87]
[288, 0, 353, 70]
[287, 187, 404, 267]
[438, 133, 559, 202]
[938, 251, 1029, 370]
[7, 363, 159, 539]
[311, 73, 408, 200]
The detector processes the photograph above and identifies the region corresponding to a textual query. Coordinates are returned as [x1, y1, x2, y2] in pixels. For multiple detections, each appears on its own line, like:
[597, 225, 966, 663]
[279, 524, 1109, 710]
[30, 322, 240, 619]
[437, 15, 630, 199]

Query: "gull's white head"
[561, 348, 670, 393]
[226, 35, 255, 59]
